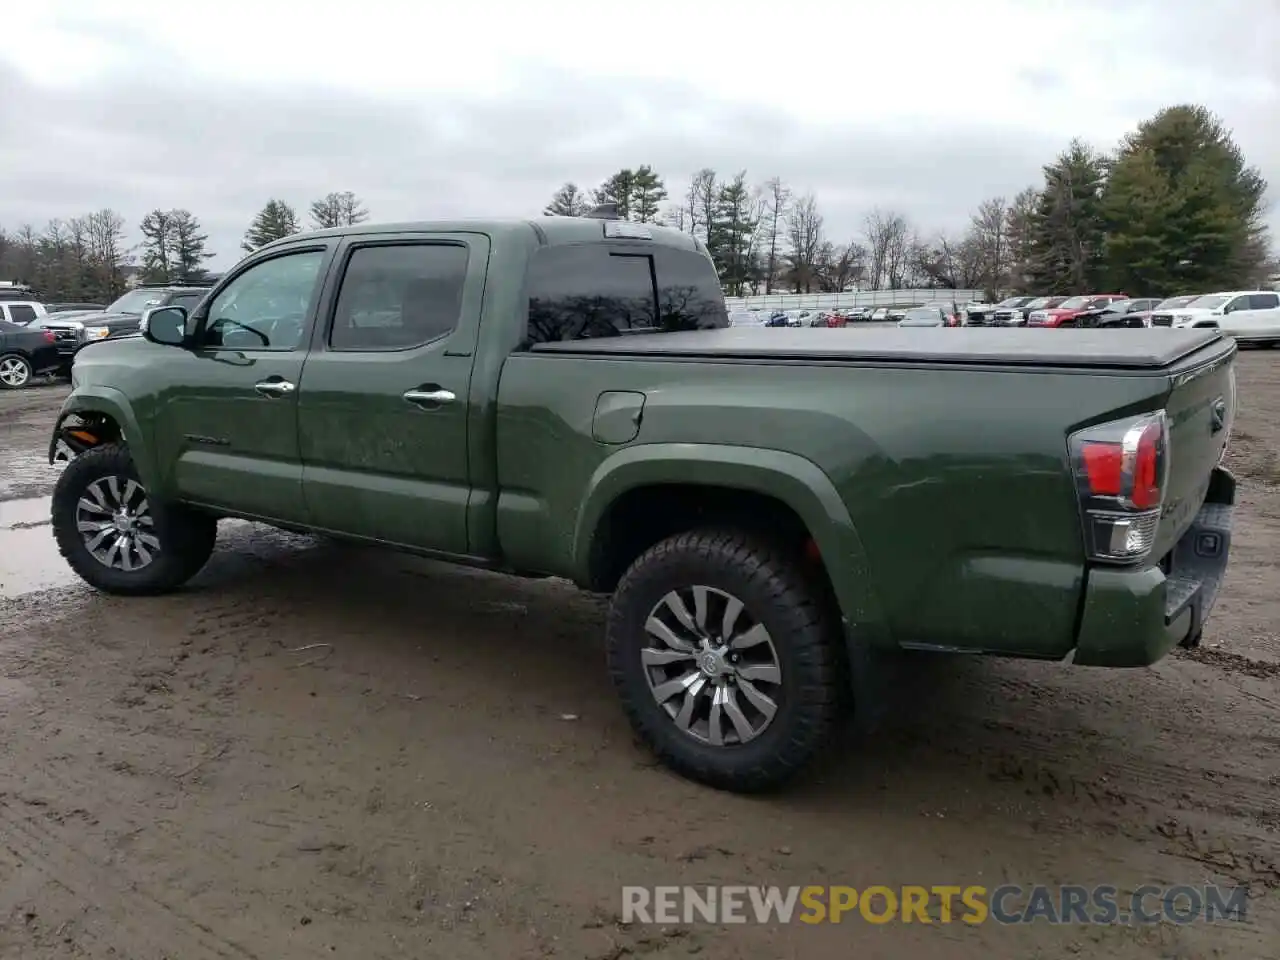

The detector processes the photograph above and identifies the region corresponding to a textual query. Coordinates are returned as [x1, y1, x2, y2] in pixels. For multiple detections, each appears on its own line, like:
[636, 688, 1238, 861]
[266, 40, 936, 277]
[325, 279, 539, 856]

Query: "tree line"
[2, 103, 1271, 304]
[0, 192, 370, 302]
[544, 104, 1275, 298]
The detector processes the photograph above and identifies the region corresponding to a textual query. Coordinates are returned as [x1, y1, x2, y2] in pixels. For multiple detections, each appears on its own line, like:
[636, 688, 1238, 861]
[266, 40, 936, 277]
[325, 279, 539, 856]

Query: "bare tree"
[864, 208, 914, 289]
[1003, 186, 1039, 292]
[969, 196, 1010, 295]
[689, 169, 718, 247]
[785, 193, 824, 293]
[761, 177, 791, 293]
[310, 191, 369, 229]
[815, 241, 867, 292]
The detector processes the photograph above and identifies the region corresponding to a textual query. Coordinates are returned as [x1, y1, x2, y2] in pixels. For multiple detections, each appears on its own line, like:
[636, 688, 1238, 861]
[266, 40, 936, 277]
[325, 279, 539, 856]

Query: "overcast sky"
[2, 0, 1278, 269]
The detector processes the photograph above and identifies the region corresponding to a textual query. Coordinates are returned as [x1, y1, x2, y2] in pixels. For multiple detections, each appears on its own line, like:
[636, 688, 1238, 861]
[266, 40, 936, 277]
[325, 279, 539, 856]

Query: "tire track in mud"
[0, 794, 261, 960]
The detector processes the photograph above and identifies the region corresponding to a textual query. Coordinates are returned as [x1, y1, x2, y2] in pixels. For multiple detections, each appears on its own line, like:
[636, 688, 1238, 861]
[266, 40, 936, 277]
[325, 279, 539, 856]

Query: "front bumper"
[1072, 467, 1235, 667]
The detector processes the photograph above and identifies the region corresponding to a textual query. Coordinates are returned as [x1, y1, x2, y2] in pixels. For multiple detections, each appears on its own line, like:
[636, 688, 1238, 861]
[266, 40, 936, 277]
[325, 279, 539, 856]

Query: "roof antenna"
[584, 202, 621, 220]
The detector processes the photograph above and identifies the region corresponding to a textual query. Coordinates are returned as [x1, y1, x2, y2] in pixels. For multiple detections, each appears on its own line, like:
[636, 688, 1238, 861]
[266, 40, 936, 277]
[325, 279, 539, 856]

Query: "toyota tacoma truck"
[45, 214, 1239, 793]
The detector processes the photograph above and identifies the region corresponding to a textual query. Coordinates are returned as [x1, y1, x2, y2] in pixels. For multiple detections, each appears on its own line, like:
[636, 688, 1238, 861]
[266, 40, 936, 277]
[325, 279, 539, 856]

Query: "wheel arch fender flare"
[50, 388, 158, 492]
[572, 442, 892, 650]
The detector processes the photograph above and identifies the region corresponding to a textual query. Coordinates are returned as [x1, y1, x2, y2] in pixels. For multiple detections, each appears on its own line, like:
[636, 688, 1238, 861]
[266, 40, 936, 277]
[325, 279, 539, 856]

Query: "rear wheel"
[51, 444, 218, 595]
[606, 528, 843, 793]
[0, 353, 33, 389]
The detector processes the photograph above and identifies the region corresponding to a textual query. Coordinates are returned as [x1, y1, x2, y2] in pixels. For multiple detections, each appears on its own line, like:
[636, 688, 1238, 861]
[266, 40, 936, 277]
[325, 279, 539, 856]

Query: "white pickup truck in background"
[1150, 290, 1280, 345]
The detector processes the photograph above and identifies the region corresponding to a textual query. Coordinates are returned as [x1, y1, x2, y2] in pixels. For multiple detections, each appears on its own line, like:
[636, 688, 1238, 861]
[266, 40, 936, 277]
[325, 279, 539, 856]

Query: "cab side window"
[7, 304, 37, 324]
[524, 246, 657, 345]
[1224, 296, 1251, 314]
[522, 244, 727, 346]
[199, 250, 326, 350]
[328, 243, 468, 351]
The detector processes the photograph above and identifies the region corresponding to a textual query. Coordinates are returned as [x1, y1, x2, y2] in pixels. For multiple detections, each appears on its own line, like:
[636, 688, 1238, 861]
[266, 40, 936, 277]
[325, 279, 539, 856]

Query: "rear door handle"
[254, 379, 296, 397]
[403, 387, 456, 408]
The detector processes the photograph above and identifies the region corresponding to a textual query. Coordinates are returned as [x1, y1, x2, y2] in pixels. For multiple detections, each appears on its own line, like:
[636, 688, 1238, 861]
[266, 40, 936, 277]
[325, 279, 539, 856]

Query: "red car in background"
[1028, 294, 1128, 327]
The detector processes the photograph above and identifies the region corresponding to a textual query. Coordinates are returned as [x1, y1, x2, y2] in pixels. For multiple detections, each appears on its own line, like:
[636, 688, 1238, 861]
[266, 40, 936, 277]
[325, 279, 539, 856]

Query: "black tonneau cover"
[531, 327, 1227, 370]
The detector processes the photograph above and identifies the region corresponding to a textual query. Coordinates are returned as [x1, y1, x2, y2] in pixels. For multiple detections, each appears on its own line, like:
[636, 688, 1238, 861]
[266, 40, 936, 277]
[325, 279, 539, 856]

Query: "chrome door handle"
[254, 379, 296, 397]
[403, 388, 456, 406]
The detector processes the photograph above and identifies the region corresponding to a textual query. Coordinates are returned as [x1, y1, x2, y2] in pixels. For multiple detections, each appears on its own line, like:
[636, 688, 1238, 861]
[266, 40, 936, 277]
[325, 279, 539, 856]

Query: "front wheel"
[51, 444, 218, 595]
[0, 353, 33, 389]
[606, 528, 843, 793]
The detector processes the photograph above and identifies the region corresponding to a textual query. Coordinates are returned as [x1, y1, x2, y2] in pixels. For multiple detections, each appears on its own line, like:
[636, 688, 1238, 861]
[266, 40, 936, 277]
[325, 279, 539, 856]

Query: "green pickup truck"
[46, 213, 1238, 792]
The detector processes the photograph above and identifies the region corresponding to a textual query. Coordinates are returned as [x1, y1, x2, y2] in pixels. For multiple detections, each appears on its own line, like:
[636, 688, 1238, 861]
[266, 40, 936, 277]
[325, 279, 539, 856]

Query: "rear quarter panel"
[494, 354, 1179, 658]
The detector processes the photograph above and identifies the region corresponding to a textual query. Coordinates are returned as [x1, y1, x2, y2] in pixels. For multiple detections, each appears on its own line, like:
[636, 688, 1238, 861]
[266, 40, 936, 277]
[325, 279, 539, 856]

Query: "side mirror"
[142, 306, 188, 346]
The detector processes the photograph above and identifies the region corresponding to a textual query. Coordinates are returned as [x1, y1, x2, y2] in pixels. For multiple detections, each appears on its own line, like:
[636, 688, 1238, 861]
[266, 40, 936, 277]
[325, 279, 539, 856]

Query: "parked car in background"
[898, 306, 951, 327]
[1219, 292, 1280, 346]
[886, 307, 908, 322]
[1077, 298, 1163, 328]
[1028, 294, 1128, 327]
[0, 300, 49, 325]
[870, 307, 890, 322]
[1143, 296, 1199, 327]
[38, 282, 215, 374]
[0, 318, 60, 388]
[995, 296, 1066, 325]
[0, 281, 37, 301]
[843, 307, 872, 322]
[918, 300, 962, 326]
[811, 311, 847, 327]
[45, 302, 106, 313]
[968, 296, 1035, 326]
[1150, 292, 1280, 345]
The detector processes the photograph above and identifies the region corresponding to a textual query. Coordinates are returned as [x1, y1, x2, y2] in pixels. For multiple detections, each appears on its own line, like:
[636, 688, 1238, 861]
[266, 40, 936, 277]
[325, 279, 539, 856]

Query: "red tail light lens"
[1069, 411, 1169, 562]
[43, 330, 55, 343]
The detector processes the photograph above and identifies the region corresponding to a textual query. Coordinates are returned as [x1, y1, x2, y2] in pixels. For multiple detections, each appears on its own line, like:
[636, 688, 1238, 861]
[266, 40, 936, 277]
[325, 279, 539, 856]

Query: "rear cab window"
[328, 243, 468, 351]
[524, 242, 727, 346]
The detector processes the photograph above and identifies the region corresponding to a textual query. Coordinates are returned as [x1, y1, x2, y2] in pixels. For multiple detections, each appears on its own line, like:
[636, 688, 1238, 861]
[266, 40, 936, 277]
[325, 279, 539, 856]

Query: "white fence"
[723, 289, 986, 312]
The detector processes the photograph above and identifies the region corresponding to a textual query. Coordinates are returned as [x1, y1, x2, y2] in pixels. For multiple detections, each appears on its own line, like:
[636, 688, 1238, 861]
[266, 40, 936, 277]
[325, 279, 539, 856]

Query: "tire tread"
[606, 527, 842, 793]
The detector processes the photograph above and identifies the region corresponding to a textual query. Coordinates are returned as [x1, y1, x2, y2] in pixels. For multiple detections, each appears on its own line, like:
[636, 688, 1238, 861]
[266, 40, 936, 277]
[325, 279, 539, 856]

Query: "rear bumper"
[1072, 467, 1235, 667]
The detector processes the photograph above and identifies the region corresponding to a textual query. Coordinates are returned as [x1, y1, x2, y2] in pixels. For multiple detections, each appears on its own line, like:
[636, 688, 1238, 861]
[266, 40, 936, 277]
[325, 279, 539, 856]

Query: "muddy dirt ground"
[1, 357, 1278, 960]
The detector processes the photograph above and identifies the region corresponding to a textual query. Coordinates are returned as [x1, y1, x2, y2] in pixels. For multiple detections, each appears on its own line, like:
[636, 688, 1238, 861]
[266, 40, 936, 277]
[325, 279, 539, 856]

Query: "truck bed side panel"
[494, 355, 1176, 658]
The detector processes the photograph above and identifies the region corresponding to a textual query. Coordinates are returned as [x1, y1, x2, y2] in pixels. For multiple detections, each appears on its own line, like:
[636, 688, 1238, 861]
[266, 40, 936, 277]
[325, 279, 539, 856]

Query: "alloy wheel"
[641, 585, 783, 746]
[76, 475, 161, 571]
[0, 357, 31, 388]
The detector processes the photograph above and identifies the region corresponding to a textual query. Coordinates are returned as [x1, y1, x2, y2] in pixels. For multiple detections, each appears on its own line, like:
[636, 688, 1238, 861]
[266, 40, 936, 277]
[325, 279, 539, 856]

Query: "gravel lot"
[1, 353, 1278, 959]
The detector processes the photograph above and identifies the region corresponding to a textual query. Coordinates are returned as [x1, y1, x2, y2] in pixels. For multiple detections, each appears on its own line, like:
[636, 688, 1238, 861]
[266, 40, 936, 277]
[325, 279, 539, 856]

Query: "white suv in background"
[1150, 290, 1280, 345]
[0, 301, 48, 325]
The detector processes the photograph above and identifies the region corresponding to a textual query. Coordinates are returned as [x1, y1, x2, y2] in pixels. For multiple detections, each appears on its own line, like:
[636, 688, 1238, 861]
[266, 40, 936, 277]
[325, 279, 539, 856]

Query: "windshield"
[107, 289, 168, 314]
[1056, 296, 1090, 309]
[1154, 296, 1195, 310]
[1187, 294, 1228, 310]
[1024, 297, 1050, 309]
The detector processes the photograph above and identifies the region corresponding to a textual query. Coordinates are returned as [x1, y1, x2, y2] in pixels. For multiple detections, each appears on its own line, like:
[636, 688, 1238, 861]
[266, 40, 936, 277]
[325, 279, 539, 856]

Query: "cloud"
[0, 0, 1277, 268]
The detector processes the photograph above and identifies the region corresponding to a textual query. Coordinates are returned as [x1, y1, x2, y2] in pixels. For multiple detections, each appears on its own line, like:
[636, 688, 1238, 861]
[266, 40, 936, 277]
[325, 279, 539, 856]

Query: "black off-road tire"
[51, 443, 218, 595]
[606, 528, 843, 793]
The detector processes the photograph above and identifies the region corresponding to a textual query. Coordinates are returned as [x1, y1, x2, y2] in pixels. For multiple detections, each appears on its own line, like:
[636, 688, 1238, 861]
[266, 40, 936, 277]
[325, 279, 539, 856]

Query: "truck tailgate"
[1152, 340, 1237, 560]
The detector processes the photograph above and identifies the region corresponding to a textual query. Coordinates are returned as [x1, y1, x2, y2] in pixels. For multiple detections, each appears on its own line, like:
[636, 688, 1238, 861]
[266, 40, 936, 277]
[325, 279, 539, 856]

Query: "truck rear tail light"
[43, 330, 56, 343]
[1068, 411, 1169, 563]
